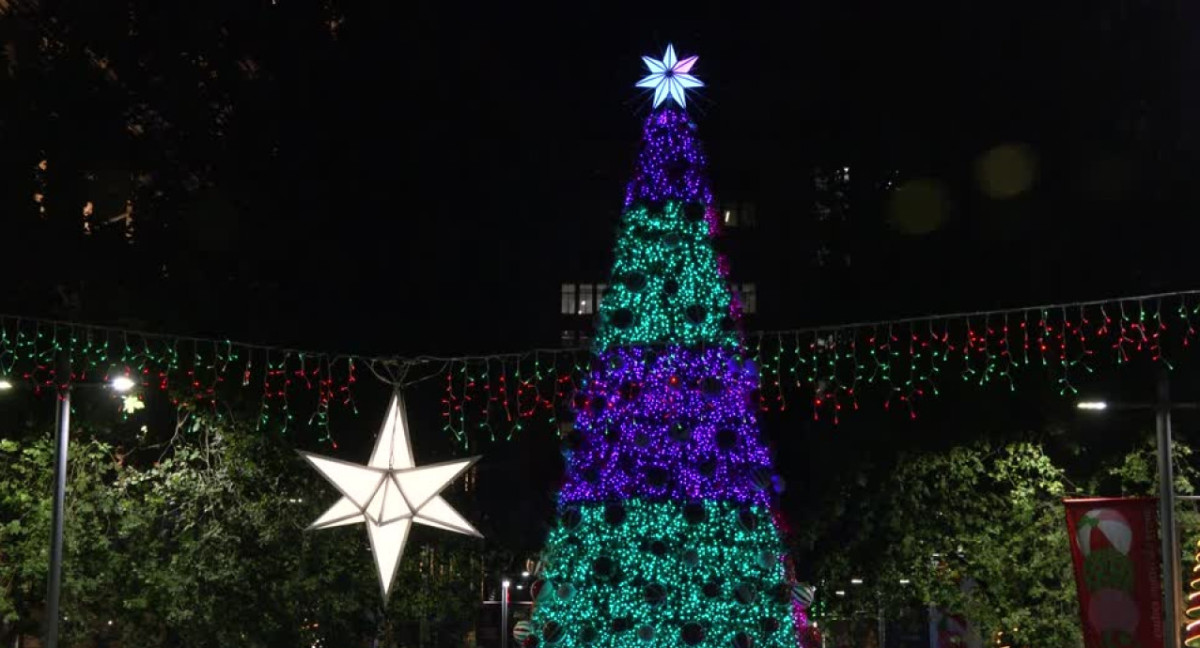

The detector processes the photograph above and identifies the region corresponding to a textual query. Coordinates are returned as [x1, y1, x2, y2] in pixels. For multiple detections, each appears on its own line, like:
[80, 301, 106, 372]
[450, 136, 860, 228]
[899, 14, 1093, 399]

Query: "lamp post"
[501, 579, 511, 648]
[1077, 369, 1196, 648]
[19, 356, 139, 648]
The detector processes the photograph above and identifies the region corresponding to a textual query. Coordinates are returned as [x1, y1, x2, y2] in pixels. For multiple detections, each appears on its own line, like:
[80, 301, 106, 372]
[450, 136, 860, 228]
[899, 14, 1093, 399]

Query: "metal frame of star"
[636, 43, 703, 108]
[300, 393, 482, 600]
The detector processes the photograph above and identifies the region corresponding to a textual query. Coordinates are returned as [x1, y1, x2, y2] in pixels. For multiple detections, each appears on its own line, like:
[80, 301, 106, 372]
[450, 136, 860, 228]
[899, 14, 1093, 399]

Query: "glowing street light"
[44, 364, 141, 648]
[109, 376, 137, 393]
[1076, 400, 1108, 411]
[850, 578, 864, 585]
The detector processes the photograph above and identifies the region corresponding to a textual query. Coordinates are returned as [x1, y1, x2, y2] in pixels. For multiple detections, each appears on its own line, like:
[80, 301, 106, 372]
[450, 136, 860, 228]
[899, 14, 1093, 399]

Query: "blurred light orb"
[977, 143, 1037, 199]
[888, 178, 950, 235]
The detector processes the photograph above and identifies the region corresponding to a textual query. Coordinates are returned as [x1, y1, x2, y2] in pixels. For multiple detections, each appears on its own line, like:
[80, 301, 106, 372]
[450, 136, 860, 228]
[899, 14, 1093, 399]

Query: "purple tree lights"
[559, 346, 774, 506]
[624, 107, 714, 209]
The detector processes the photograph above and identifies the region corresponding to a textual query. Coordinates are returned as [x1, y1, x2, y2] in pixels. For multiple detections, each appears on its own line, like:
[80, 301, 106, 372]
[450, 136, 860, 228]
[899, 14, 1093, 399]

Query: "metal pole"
[44, 383, 71, 648]
[1156, 370, 1181, 648]
[500, 582, 509, 648]
[877, 601, 885, 648]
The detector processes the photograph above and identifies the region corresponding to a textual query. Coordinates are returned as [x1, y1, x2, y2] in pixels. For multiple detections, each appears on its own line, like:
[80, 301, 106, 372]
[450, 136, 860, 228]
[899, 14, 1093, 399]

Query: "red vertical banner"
[1064, 497, 1165, 648]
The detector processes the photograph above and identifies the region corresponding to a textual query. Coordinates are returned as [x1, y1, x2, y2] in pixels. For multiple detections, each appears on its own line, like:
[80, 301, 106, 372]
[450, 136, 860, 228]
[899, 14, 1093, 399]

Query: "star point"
[636, 43, 703, 109]
[301, 393, 483, 599]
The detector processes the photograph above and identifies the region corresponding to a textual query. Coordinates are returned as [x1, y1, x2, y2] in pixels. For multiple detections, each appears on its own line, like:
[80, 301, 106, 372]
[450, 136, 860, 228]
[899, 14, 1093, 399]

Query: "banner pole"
[1156, 370, 1181, 648]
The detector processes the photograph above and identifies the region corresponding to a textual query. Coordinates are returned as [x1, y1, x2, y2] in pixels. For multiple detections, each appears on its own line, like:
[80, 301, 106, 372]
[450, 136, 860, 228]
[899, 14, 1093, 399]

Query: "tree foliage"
[0, 409, 489, 647]
[802, 433, 1200, 648]
[804, 441, 1079, 647]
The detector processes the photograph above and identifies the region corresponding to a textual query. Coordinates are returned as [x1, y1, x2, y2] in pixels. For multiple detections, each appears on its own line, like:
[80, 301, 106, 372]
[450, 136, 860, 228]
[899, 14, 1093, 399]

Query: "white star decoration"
[636, 43, 703, 109]
[300, 393, 482, 600]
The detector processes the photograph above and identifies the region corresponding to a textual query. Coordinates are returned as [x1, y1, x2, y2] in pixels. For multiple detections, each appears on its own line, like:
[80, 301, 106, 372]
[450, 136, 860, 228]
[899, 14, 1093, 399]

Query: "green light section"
[596, 201, 739, 351]
[531, 499, 796, 648]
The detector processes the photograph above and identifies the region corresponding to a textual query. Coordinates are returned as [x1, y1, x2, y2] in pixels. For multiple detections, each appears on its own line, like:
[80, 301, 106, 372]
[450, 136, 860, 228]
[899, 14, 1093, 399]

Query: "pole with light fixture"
[1076, 369, 1197, 648]
[42, 354, 138, 648]
[500, 579, 511, 648]
[44, 352, 71, 648]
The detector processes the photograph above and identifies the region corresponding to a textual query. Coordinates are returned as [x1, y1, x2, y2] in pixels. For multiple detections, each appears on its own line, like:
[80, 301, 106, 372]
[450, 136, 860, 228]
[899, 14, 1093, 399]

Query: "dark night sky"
[5, 1, 1200, 354]
[231, 0, 1200, 354]
[5, 1, 1200, 552]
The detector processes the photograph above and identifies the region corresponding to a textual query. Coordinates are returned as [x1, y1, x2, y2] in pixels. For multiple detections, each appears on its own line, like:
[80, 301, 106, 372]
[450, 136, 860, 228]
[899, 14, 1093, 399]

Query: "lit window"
[596, 284, 607, 307]
[560, 283, 576, 315]
[741, 203, 757, 228]
[578, 284, 595, 315]
[723, 206, 738, 227]
[740, 283, 757, 314]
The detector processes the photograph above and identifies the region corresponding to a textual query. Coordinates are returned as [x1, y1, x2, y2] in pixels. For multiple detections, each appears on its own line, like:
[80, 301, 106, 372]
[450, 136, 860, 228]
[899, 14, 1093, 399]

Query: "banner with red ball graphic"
[1064, 498, 1164, 648]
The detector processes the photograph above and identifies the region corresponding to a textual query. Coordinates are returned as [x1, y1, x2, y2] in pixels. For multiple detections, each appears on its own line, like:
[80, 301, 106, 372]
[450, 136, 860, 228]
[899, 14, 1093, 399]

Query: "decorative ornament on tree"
[635, 44, 703, 108]
[514, 621, 536, 642]
[301, 393, 482, 599]
[793, 583, 816, 609]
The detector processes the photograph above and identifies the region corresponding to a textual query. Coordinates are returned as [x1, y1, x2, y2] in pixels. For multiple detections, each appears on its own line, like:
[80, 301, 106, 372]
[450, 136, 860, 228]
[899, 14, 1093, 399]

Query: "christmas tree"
[527, 45, 811, 648]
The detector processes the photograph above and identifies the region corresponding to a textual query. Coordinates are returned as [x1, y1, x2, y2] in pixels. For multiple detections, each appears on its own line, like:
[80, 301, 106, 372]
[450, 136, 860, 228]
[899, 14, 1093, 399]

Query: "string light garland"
[2, 288, 1200, 445]
[0, 314, 365, 445]
[442, 289, 1200, 434]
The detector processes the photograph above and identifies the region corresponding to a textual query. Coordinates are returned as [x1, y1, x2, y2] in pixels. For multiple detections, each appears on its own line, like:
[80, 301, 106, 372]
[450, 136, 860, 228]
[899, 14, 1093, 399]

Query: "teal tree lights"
[526, 45, 812, 648]
[535, 501, 799, 648]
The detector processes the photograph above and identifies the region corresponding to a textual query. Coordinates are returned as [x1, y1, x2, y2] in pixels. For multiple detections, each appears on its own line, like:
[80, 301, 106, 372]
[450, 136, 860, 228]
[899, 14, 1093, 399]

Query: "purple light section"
[624, 107, 714, 209]
[673, 55, 698, 75]
[559, 346, 773, 506]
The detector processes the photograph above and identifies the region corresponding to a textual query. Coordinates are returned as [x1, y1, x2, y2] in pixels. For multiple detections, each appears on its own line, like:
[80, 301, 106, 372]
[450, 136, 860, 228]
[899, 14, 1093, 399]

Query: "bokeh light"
[976, 143, 1037, 199]
[887, 178, 950, 235]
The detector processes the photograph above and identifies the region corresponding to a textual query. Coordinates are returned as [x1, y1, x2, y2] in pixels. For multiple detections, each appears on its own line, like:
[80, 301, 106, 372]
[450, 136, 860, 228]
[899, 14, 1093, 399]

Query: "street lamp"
[109, 375, 136, 393]
[0, 365, 140, 648]
[1076, 370, 1196, 648]
[501, 579, 511, 648]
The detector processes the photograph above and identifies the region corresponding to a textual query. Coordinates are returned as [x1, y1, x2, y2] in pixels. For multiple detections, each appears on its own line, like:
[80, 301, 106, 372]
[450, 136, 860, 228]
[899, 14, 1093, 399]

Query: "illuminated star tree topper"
[301, 393, 482, 600]
[636, 43, 703, 108]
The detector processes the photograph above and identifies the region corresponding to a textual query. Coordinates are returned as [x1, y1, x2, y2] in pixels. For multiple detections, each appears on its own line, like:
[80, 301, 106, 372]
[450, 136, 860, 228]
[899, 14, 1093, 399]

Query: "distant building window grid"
[561, 282, 608, 316]
[578, 284, 594, 314]
[732, 282, 757, 314]
[560, 283, 576, 315]
[721, 202, 756, 229]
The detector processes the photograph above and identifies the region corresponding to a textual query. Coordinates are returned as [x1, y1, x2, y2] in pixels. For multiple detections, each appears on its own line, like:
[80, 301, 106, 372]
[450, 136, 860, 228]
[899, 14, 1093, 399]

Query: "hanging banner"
[1064, 497, 1164, 648]
[929, 608, 981, 648]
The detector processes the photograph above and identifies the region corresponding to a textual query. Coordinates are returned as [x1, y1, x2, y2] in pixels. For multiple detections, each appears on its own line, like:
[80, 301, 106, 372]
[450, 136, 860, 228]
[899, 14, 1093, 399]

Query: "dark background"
[2, 0, 1200, 555]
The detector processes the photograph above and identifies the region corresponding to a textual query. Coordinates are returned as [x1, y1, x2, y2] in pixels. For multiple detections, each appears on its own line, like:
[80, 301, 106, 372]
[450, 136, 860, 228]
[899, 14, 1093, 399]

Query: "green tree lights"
[536, 500, 795, 648]
[596, 201, 738, 351]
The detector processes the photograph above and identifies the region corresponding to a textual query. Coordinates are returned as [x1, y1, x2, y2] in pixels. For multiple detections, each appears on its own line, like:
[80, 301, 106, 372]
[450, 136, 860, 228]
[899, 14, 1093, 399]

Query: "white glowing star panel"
[636, 43, 703, 108]
[300, 393, 482, 600]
